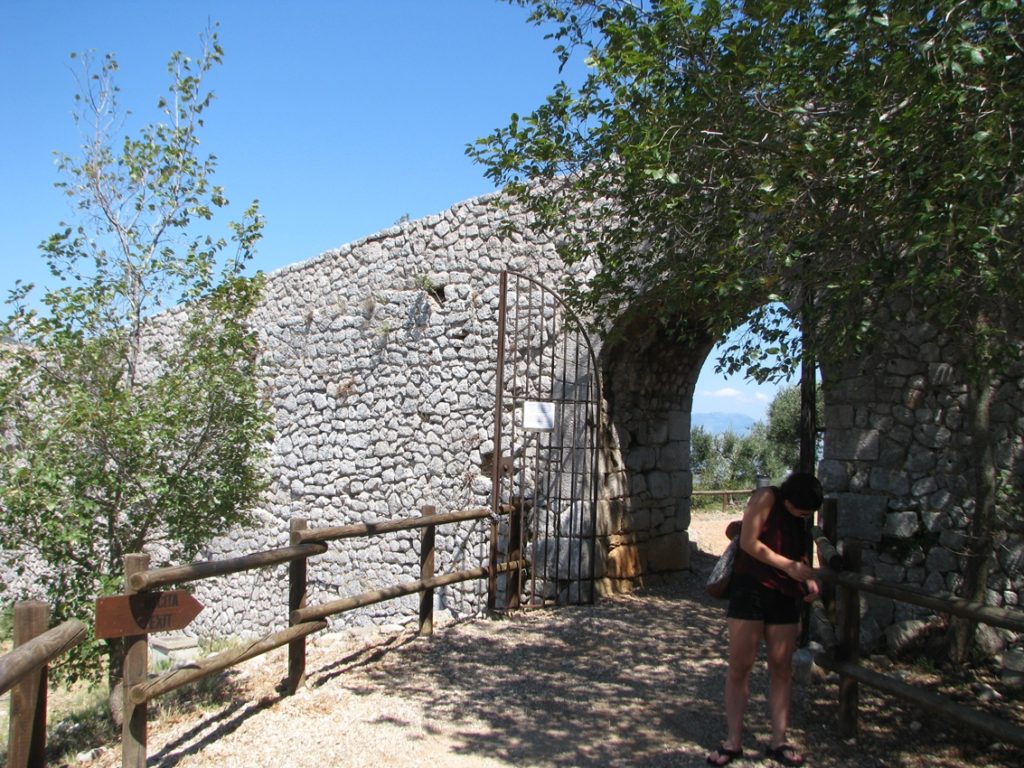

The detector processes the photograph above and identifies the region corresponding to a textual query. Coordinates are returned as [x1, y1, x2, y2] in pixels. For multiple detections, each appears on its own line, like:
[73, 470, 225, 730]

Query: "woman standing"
[706, 472, 823, 767]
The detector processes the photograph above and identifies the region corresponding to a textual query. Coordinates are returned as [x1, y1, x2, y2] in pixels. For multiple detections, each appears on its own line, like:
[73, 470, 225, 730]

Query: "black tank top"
[732, 487, 809, 597]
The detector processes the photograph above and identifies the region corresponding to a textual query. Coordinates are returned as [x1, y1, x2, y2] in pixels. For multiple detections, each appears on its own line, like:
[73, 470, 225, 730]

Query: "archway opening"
[594, 302, 818, 593]
[688, 319, 801, 558]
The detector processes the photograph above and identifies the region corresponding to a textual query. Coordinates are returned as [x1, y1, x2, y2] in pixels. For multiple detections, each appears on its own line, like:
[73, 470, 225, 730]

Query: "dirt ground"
[63, 506, 1022, 768]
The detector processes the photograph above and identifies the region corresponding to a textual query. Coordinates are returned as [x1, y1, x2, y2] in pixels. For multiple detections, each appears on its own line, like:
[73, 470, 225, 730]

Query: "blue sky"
[0, 0, 784, 420]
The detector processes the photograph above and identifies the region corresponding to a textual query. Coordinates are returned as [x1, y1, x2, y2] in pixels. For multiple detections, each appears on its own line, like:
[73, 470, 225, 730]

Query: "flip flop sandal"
[706, 745, 743, 766]
[765, 744, 805, 767]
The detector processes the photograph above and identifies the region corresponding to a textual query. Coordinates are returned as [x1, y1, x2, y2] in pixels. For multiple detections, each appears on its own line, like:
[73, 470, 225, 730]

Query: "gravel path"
[79, 511, 1021, 768]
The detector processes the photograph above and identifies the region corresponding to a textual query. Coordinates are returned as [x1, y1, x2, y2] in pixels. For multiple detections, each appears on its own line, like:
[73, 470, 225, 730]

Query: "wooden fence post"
[287, 518, 309, 694]
[419, 506, 436, 637]
[7, 600, 49, 768]
[837, 542, 862, 738]
[122, 553, 150, 768]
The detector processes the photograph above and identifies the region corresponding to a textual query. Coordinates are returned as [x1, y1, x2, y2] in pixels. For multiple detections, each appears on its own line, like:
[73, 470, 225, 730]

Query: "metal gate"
[488, 270, 602, 610]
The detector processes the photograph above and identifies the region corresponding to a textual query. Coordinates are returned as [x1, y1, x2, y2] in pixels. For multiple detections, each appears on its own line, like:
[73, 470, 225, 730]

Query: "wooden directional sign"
[95, 590, 204, 640]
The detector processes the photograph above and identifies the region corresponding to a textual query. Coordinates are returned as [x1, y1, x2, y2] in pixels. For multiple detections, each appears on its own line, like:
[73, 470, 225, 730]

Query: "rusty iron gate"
[488, 270, 603, 611]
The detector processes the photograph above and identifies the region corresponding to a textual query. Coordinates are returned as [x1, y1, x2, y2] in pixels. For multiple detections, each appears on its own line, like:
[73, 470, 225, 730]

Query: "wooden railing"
[691, 488, 754, 514]
[0, 601, 88, 768]
[117, 503, 513, 768]
[812, 499, 1024, 749]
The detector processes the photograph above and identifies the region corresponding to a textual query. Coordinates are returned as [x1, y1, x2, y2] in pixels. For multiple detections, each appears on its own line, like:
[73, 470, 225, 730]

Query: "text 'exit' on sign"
[95, 590, 204, 640]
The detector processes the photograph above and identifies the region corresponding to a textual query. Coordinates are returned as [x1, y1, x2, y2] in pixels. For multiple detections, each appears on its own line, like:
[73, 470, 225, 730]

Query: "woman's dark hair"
[779, 472, 824, 511]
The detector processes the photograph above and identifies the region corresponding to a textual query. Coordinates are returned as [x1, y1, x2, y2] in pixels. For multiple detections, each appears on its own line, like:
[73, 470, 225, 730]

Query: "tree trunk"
[948, 368, 998, 663]
[799, 288, 818, 474]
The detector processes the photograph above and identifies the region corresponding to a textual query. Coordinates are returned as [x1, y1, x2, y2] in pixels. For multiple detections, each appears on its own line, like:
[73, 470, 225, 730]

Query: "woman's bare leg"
[764, 622, 800, 749]
[724, 617, 762, 749]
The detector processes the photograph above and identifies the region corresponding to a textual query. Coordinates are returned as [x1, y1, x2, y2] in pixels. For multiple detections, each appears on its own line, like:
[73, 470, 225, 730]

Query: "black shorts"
[726, 573, 802, 625]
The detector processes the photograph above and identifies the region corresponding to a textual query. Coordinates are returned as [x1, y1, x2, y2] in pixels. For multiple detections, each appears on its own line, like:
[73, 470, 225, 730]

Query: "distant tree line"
[690, 386, 822, 491]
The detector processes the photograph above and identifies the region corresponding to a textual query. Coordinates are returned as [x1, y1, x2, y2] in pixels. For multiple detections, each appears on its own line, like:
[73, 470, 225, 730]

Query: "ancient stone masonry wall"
[174, 194, 572, 638]
[0, 191, 695, 637]
[174, 192, 703, 639]
[818, 308, 1024, 652]
[596, 328, 707, 594]
[8, 189, 1019, 649]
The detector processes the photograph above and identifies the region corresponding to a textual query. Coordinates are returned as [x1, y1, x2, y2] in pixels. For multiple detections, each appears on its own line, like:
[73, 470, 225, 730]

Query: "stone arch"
[61, 188, 1014, 649]
[594, 308, 740, 595]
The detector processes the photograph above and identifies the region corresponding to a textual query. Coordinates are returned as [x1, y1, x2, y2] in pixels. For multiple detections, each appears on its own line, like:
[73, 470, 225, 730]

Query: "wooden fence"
[691, 488, 754, 514]
[0, 601, 88, 768]
[812, 499, 1024, 749]
[115, 503, 519, 768]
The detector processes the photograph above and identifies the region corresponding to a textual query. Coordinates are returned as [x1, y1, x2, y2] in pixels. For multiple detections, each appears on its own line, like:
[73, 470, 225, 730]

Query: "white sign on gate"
[521, 401, 556, 432]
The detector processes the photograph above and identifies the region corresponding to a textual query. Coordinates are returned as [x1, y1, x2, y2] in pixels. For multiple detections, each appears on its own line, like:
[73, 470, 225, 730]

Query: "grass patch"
[1, 638, 248, 765]
[0, 676, 112, 764]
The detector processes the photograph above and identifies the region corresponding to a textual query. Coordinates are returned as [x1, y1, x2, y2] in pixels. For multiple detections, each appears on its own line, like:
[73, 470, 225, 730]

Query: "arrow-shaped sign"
[95, 590, 204, 640]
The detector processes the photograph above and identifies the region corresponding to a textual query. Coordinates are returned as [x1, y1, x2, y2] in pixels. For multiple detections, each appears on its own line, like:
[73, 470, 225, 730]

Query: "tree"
[473, 1, 1023, 660]
[690, 425, 729, 488]
[0, 26, 271, 688]
[691, 386, 816, 489]
[764, 385, 824, 473]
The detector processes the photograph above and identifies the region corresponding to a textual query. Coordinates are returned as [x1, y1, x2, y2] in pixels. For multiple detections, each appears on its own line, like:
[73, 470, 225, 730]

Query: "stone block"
[825, 404, 855, 429]
[828, 429, 880, 461]
[818, 459, 850, 490]
[883, 511, 919, 539]
[836, 493, 886, 542]
[671, 471, 693, 498]
[639, 420, 669, 445]
[660, 440, 688, 467]
[645, 532, 690, 572]
[626, 446, 658, 471]
[884, 619, 933, 654]
[870, 468, 910, 496]
[647, 471, 672, 499]
[927, 489, 953, 513]
[926, 546, 958, 573]
[668, 410, 689, 441]
[150, 632, 201, 664]
[629, 473, 648, 496]
[998, 541, 1024, 574]
[938, 529, 967, 551]
[975, 624, 1008, 659]
[626, 508, 652, 532]
[603, 543, 642, 579]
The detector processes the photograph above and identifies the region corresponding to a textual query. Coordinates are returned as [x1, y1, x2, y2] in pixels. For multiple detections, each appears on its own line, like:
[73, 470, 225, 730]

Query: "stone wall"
[596, 326, 708, 593]
[0, 191, 694, 638]
[185, 193, 561, 637]
[180, 191, 708, 637]
[151, 192, 687, 639]
[4, 190, 1021, 651]
[818, 306, 1024, 650]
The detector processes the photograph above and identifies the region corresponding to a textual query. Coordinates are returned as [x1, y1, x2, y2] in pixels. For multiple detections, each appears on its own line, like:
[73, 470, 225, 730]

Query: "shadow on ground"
[309, 551, 1022, 768]
[145, 547, 1022, 768]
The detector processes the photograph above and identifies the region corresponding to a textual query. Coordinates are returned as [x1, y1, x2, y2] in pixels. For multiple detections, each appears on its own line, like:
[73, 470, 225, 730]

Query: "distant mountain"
[692, 412, 757, 435]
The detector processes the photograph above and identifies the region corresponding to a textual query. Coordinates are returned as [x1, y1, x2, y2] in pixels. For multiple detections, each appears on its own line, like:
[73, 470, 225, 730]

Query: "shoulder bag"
[705, 520, 742, 599]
